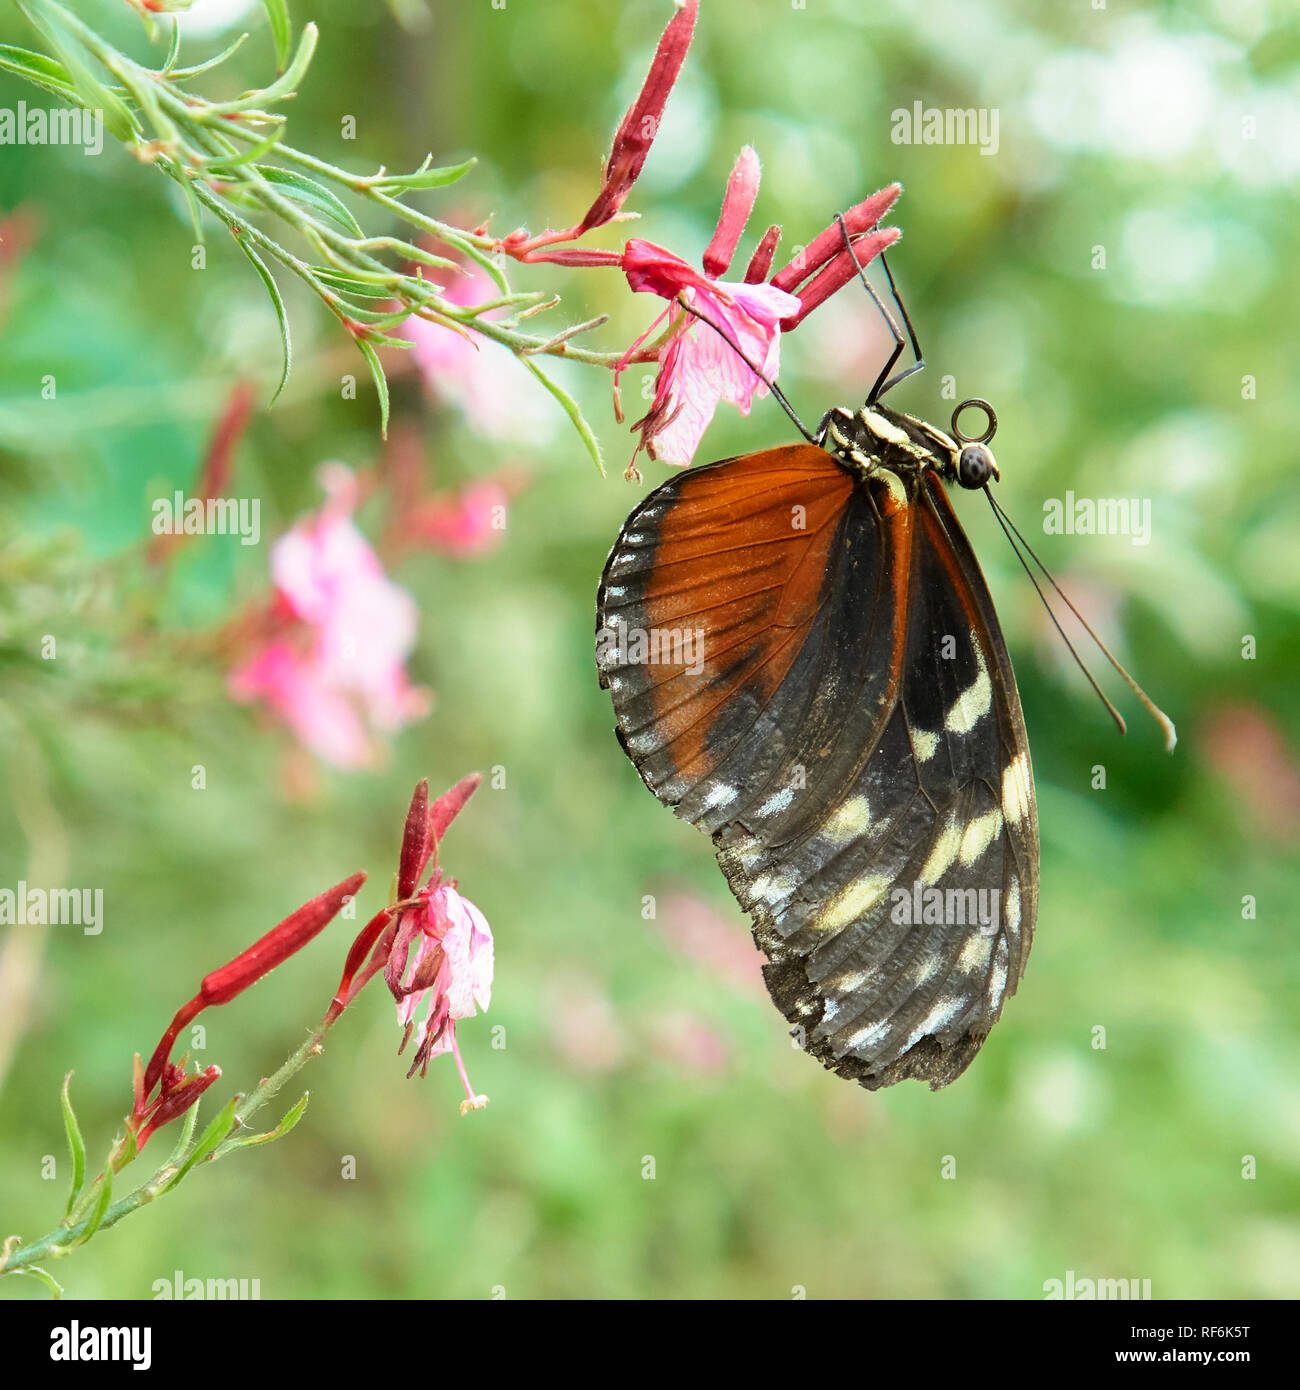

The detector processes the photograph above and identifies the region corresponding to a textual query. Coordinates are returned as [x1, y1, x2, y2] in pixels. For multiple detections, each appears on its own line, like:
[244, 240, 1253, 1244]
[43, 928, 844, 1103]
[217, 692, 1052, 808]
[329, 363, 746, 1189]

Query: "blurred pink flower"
[407, 478, 509, 558]
[228, 464, 429, 768]
[404, 264, 556, 444]
[1203, 702, 1300, 841]
[650, 1009, 730, 1077]
[658, 890, 767, 994]
[546, 970, 627, 1075]
[390, 883, 494, 1112]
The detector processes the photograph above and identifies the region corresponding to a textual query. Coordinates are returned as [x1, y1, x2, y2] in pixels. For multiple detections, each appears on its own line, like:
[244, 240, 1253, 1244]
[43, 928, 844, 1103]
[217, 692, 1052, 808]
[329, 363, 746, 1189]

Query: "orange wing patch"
[598, 446, 853, 793]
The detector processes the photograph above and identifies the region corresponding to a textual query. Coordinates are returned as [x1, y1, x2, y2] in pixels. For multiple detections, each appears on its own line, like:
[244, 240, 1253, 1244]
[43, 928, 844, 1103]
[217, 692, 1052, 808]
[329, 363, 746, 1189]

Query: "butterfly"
[596, 237, 1172, 1092]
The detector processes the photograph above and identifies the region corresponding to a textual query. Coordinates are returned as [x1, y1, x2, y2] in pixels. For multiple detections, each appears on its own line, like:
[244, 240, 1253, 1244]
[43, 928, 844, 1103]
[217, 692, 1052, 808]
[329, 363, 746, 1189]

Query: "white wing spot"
[749, 869, 796, 904]
[987, 936, 1009, 1010]
[757, 786, 795, 817]
[913, 729, 940, 762]
[958, 808, 1003, 866]
[821, 794, 870, 845]
[832, 966, 870, 993]
[1002, 750, 1032, 825]
[944, 649, 992, 734]
[701, 783, 738, 811]
[919, 814, 961, 885]
[905, 995, 967, 1049]
[844, 1018, 893, 1051]
[959, 934, 993, 972]
[911, 954, 943, 985]
[816, 874, 892, 934]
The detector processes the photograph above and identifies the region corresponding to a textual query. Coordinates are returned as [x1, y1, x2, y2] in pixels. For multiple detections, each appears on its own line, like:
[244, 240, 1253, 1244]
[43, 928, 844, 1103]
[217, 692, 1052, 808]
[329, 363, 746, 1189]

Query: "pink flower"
[625, 244, 800, 467]
[650, 1010, 731, 1077]
[391, 884, 494, 1113]
[407, 479, 509, 558]
[620, 149, 903, 470]
[404, 264, 557, 444]
[228, 465, 429, 768]
[546, 970, 626, 1075]
[657, 890, 767, 995]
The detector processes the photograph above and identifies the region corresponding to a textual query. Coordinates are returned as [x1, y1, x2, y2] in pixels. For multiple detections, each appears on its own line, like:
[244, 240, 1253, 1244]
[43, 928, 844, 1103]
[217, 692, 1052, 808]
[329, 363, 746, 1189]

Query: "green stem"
[0, 1008, 344, 1283]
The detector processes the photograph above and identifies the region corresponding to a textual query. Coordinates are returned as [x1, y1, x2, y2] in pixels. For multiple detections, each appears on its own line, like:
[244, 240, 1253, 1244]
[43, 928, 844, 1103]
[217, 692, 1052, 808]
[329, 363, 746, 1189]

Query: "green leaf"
[521, 356, 605, 476]
[59, 1073, 86, 1218]
[13, 2, 138, 144]
[353, 335, 390, 439]
[336, 303, 415, 329]
[207, 20, 316, 112]
[226, 1091, 309, 1149]
[70, 1168, 112, 1248]
[233, 237, 291, 406]
[165, 31, 249, 80]
[164, 1096, 201, 1168]
[200, 129, 281, 173]
[178, 177, 205, 248]
[165, 1094, 239, 1189]
[0, 43, 76, 102]
[254, 165, 362, 238]
[311, 267, 397, 299]
[161, 19, 182, 74]
[368, 156, 477, 192]
[11, 1266, 63, 1299]
[353, 328, 413, 349]
[262, 0, 292, 73]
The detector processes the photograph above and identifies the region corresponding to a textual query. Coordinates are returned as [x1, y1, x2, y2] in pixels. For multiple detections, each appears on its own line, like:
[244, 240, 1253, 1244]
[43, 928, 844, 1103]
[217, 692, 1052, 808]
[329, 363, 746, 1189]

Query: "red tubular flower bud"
[199, 872, 367, 1006]
[142, 994, 206, 1100]
[136, 1066, 222, 1149]
[779, 227, 901, 330]
[702, 146, 761, 279]
[141, 872, 366, 1098]
[769, 183, 902, 295]
[398, 780, 431, 900]
[744, 224, 781, 284]
[195, 379, 254, 503]
[578, 0, 699, 234]
[329, 907, 394, 1017]
[429, 773, 482, 845]
[521, 247, 624, 267]
[148, 380, 254, 565]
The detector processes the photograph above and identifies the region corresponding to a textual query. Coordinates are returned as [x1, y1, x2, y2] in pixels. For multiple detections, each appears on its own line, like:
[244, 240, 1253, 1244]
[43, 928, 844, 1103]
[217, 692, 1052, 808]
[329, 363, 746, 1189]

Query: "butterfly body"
[597, 399, 1038, 1090]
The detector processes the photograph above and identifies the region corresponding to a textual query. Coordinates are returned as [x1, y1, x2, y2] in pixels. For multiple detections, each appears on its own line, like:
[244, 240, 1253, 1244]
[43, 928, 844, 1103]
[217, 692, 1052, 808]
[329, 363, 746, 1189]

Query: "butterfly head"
[950, 398, 1000, 491]
[956, 441, 999, 490]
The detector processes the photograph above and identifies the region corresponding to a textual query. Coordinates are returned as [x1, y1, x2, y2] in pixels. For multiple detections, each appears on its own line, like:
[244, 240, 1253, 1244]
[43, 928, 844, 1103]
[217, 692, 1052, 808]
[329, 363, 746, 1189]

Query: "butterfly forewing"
[597, 421, 1039, 1090]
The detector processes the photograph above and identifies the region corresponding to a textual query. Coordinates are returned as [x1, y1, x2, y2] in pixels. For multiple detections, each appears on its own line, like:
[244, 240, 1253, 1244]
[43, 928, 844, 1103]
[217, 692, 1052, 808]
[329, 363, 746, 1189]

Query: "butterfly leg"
[835, 213, 926, 402]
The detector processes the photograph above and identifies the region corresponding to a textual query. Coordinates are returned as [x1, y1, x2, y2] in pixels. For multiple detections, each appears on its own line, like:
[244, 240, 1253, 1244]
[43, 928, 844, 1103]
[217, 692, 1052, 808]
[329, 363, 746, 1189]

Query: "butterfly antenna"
[984, 489, 1177, 752]
[675, 294, 815, 442]
[834, 213, 925, 403]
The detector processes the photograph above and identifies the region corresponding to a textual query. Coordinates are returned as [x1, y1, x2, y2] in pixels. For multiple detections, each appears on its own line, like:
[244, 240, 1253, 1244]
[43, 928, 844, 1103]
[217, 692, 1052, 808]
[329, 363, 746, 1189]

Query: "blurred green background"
[1, 0, 1298, 1300]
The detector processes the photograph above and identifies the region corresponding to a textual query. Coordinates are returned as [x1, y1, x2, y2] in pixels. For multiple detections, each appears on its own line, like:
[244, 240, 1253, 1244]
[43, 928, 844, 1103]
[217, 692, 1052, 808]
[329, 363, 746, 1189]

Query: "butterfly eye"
[957, 443, 996, 489]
